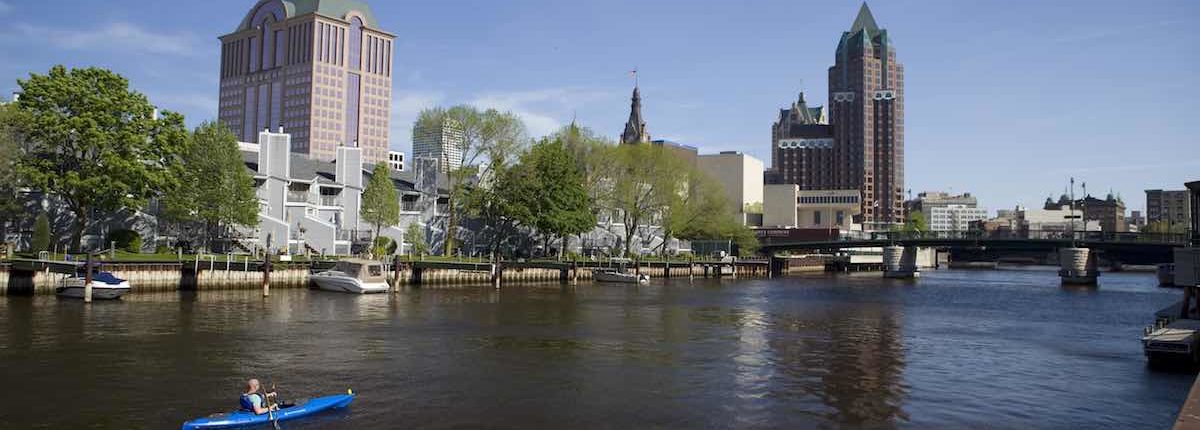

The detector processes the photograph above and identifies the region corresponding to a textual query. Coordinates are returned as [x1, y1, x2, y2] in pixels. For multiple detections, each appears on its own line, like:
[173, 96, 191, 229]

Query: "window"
[814, 211, 822, 225]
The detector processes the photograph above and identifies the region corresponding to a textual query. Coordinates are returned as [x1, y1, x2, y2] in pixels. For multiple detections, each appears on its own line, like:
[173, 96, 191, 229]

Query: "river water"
[0, 267, 1192, 429]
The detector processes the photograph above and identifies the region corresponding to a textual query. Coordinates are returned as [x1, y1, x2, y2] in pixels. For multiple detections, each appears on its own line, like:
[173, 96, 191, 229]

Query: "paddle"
[264, 379, 281, 430]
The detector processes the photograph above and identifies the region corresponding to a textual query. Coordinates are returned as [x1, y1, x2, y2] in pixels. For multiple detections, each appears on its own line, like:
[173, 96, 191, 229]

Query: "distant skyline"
[0, 0, 1197, 213]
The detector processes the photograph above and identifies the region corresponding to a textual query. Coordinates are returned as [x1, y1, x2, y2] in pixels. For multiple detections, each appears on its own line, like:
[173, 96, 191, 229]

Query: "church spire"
[621, 85, 650, 144]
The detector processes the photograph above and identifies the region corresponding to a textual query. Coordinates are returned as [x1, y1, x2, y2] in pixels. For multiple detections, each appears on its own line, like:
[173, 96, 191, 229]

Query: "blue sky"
[0, 0, 1197, 213]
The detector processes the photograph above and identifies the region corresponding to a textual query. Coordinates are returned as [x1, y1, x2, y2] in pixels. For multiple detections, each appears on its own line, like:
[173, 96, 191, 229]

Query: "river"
[0, 267, 1191, 429]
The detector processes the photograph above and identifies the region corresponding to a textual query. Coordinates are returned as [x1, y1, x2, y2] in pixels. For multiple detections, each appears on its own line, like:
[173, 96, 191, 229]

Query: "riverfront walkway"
[1177, 375, 1200, 429]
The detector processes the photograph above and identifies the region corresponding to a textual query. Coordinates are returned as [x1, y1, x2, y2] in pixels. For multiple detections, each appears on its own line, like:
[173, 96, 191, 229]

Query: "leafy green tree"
[415, 106, 526, 256]
[1143, 220, 1186, 234]
[360, 163, 400, 254]
[896, 211, 928, 234]
[610, 143, 680, 257]
[460, 158, 532, 256]
[13, 66, 188, 251]
[662, 168, 731, 256]
[404, 223, 428, 256]
[373, 236, 397, 257]
[162, 121, 258, 250]
[31, 213, 50, 253]
[0, 103, 22, 241]
[510, 137, 596, 259]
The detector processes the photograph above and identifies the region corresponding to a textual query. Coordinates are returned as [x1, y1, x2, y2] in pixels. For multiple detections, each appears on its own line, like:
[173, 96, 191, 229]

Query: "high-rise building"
[905, 192, 985, 232]
[412, 118, 465, 173]
[1146, 189, 1191, 227]
[768, 91, 834, 188]
[620, 86, 651, 145]
[828, 3, 905, 226]
[218, 0, 395, 164]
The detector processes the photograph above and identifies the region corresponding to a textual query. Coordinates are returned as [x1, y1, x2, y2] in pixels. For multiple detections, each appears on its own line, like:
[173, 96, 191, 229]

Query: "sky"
[0, 0, 1197, 214]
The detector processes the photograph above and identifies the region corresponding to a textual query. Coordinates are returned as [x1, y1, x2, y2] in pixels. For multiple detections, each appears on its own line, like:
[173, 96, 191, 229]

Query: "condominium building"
[927, 205, 988, 232]
[218, 0, 395, 164]
[412, 118, 465, 173]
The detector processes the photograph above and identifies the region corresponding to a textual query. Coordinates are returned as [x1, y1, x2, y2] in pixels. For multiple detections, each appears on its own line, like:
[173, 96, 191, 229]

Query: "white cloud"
[7, 22, 202, 56]
[468, 88, 615, 138]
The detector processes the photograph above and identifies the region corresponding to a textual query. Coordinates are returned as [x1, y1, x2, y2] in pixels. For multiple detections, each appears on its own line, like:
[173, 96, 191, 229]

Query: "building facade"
[1146, 189, 1191, 228]
[387, 150, 404, 172]
[763, 185, 861, 230]
[412, 118, 465, 173]
[768, 91, 835, 188]
[828, 3, 905, 227]
[927, 205, 987, 232]
[698, 152, 764, 224]
[218, 0, 395, 164]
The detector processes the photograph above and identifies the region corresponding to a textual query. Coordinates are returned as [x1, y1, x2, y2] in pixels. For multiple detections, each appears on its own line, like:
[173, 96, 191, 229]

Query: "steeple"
[620, 86, 650, 144]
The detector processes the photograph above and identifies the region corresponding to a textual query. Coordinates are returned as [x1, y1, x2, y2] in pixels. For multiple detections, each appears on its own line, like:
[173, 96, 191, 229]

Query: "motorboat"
[56, 269, 131, 300]
[593, 268, 649, 284]
[309, 258, 390, 294]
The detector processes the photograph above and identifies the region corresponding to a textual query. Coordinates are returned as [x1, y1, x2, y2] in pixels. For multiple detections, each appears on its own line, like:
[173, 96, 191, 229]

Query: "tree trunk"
[558, 234, 565, 261]
[70, 208, 89, 253]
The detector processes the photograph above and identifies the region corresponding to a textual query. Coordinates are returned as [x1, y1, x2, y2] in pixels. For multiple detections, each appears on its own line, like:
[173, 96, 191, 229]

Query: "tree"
[510, 137, 596, 259]
[13, 66, 188, 251]
[610, 144, 679, 257]
[662, 168, 731, 256]
[404, 223, 428, 256]
[0, 103, 22, 241]
[1143, 220, 1186, 234]
[162, 121, 258, 250]
[31, 213, 50, 253]
[896, 211, 928, 234]
[414, 106, 526, 255]
[360, 163, 400, 254]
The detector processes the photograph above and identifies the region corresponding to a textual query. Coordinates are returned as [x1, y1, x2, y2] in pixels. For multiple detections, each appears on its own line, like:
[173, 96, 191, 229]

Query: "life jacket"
[239, 394, 259, 411]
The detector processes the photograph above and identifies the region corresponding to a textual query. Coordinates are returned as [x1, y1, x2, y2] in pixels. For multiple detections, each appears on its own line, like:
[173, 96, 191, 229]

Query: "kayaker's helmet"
[246, 379, 261, 394]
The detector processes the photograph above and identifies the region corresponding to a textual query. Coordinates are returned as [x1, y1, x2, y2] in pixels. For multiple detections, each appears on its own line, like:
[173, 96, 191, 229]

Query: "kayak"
[182, 392, 355, 429]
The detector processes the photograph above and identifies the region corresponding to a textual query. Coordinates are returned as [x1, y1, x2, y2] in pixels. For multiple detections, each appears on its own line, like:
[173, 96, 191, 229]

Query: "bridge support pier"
[883, 246, 919, 279]
[1059, 247, 1098, 285]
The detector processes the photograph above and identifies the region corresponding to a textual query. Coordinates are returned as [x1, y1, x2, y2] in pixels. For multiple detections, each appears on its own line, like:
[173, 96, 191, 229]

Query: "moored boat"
[56, 270, 131, 300]
[310, 259, 390, 294]
[593, 268, 649, 284]
[182, 392, 355, 429]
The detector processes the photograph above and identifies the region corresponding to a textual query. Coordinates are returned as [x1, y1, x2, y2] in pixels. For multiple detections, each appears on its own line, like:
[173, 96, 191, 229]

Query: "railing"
[286, 190, 309, 203]
[336, 229, 372, 242]
[319, 195, 339, 207]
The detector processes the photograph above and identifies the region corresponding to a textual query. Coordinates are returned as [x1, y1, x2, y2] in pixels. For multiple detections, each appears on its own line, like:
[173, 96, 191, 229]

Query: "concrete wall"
[698, 152, 763, 220]
[763, 184, 800, 228]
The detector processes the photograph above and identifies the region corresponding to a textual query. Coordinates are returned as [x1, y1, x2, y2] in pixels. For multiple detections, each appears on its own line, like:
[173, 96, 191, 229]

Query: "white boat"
[593, 268, 649, 284]
[1143, 318, 1200, 364]
[310, 259, 390, 294]
[56, 271, 131, 300]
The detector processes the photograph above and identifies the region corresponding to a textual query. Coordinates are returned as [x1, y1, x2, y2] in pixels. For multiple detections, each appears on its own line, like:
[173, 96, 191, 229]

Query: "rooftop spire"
[620, 85, 649, 144]
[849, 2, 879, 35]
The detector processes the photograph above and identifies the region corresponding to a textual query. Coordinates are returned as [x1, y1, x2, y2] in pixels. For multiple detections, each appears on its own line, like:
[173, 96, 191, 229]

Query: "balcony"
[319, 195, 340, 207]
[287, 190, 309, 203]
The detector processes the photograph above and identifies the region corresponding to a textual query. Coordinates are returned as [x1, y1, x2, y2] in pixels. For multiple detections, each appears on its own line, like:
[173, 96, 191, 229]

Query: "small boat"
[56, 270, 131, 300]
[310, 258, 390, 294]
[593, 268, 649, 284]
[182, 392, 355, 429]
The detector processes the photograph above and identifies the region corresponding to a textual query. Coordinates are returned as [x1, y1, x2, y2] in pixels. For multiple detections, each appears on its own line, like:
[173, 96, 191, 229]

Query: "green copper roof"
[849, 3, 879, 37]
[238, 0, 379, 31]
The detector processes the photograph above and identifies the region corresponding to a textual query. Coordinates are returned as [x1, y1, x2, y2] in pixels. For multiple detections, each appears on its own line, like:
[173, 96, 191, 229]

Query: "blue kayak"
[182, 393, 354, 429]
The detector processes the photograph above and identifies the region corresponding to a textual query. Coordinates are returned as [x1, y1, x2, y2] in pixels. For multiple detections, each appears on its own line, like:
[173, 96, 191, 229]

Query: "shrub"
[108, 229, 142, 253]
[373, 236, 397, 257]
[31, 213, 51, 253]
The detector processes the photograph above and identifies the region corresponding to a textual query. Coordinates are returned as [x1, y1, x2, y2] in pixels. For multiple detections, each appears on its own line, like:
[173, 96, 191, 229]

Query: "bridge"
[756, 229, 1195, 283]
[759, 230, 1191, 253]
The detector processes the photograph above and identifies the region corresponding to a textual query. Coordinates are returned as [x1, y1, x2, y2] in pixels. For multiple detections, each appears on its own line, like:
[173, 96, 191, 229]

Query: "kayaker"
[239, 379, 278, 415]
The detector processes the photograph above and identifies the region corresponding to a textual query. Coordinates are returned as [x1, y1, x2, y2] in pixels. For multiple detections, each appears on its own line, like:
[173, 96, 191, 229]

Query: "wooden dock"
[1176, 374, 1200, 430]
